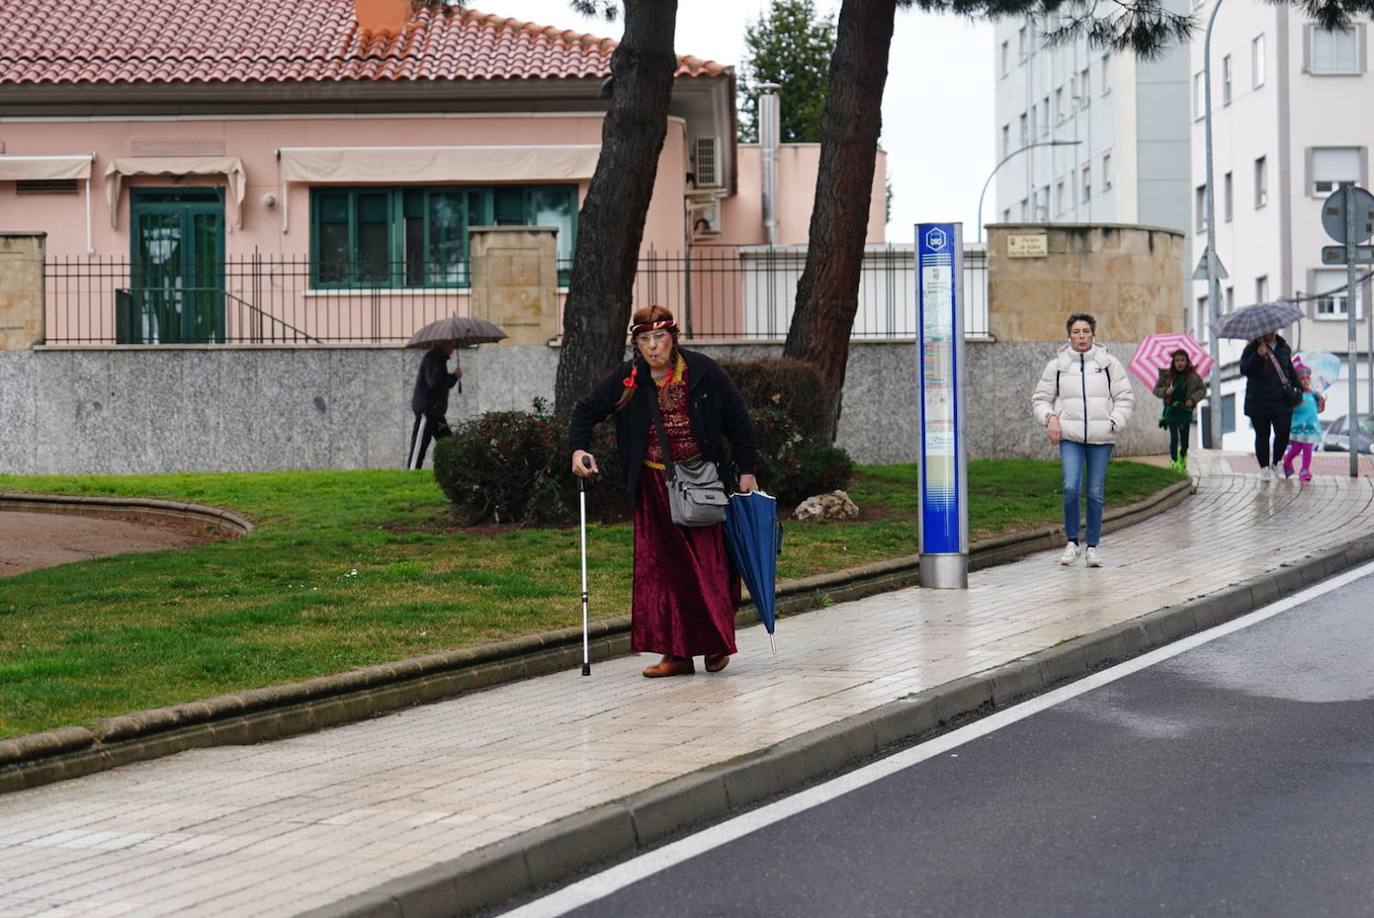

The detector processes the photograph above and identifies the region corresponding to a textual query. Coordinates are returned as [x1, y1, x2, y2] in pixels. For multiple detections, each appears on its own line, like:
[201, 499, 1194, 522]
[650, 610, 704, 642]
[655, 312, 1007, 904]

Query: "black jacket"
[411, 348, 458, 415]
[568, 348, 757, 501]
[1239, 335, 1301, 419]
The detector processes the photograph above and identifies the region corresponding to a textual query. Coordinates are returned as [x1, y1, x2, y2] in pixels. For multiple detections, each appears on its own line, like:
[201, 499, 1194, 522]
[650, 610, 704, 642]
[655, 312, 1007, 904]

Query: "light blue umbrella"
[724, 490, 782, 653]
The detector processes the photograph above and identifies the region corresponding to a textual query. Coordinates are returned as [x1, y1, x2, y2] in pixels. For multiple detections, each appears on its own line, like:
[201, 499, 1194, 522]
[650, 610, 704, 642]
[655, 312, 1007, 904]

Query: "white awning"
[275, 145, 600, 232]
[0, 155, 94, 182]
[104, 156, 247, 229]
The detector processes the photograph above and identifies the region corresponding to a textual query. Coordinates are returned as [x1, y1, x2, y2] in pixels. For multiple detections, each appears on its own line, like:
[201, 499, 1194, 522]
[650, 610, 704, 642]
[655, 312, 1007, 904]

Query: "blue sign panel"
[916, 223, 967, 555]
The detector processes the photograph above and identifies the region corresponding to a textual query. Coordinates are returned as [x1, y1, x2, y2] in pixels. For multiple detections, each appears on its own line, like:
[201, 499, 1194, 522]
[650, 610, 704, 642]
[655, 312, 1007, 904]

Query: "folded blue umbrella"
[724, 490, 782, 653]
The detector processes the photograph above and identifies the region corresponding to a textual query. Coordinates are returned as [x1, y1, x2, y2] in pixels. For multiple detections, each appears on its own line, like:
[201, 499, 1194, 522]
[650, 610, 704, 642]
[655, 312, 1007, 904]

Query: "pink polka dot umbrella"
[1127, 332, 1215, 388]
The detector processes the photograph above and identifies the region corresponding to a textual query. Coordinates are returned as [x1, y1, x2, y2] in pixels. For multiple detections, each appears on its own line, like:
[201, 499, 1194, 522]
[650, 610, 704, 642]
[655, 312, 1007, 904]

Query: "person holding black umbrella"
[407, 340, 462, 470]
[1239, 330, 1302, 480]
[568, 305, 758, 678]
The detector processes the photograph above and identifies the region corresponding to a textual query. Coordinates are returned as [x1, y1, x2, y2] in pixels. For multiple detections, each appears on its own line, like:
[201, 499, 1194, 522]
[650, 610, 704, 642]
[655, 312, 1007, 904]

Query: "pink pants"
[1282, 442, 1314, 476]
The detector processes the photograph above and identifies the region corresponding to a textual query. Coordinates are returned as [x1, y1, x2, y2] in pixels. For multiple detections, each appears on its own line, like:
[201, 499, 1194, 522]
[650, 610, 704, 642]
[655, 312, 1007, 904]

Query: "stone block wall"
[987, 224, 1186, 343]
[469, 228, 559, 347]
[0, 234, 45, 351]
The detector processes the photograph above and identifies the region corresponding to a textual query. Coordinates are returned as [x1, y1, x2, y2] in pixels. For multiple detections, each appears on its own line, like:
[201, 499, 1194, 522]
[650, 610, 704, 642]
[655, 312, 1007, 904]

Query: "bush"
[777, 442, 855, 505]
[433, 408, 566, 526]
[720, 358, 831, 442]
[740, 406, 853, 505]
[561, 417, 633, 522]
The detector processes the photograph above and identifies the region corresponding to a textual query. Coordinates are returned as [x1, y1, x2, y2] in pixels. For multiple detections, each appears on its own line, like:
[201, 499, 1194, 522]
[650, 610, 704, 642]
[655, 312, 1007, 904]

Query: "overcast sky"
[484, 1, 995, 245]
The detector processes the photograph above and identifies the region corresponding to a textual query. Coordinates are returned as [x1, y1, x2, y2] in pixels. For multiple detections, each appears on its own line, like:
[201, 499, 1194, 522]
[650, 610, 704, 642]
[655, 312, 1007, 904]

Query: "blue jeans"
[1060, 441, 1113, 547]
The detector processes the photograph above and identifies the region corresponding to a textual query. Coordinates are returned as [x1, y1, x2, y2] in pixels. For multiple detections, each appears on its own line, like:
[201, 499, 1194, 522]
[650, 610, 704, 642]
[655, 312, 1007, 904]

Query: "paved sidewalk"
[2, 453, 1372, 917]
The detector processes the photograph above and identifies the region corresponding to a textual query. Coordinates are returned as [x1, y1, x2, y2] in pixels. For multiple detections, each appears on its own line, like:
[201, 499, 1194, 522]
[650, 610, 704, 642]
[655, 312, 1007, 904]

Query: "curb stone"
[0, 490, 255, 537]
[0, 479, 1192, 794]
[303, 530, 1374, 918]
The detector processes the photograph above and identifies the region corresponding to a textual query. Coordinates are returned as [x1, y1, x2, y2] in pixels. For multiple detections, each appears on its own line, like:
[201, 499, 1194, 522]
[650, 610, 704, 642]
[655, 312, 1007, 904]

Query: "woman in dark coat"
[568, 305, 758, 678]
[1239, 330, 1302, 479]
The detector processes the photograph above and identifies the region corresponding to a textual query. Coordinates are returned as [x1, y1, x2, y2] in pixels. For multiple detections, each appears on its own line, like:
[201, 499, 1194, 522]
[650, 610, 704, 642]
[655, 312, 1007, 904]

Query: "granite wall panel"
[0, 351, 37, 474]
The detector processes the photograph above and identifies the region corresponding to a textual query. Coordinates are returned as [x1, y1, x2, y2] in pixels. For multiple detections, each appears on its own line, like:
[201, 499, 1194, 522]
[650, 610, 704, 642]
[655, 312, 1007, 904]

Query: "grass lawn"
[0, 459, 1182, 739]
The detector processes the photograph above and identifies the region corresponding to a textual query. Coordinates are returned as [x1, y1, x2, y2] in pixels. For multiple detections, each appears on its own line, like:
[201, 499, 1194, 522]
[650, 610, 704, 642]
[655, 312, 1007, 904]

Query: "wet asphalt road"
[558, 571, 1374, 918]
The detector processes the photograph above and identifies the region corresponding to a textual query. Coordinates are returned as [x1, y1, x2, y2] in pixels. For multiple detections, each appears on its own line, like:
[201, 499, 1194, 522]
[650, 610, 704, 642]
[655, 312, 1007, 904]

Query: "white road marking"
[501, 559, 1374, 917]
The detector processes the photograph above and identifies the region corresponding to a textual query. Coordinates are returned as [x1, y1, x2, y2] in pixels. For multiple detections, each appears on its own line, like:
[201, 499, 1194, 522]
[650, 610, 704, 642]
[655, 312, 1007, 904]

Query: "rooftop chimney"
[758, 83, 781, 246]
[354, 0, 411, 37]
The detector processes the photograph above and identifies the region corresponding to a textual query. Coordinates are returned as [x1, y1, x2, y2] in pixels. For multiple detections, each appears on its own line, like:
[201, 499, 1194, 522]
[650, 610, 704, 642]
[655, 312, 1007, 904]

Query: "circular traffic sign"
[1321, 186, 1374, 244]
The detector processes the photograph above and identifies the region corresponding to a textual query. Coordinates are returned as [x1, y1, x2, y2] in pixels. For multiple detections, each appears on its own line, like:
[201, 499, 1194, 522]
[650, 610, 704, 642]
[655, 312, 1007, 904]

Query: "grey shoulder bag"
[647, 385, 728, 527]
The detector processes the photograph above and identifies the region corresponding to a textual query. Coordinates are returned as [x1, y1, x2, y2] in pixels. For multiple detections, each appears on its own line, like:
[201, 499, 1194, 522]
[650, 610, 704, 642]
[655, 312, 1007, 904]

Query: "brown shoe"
[642, 656, 695, 678]
[704, 653, 730, 673]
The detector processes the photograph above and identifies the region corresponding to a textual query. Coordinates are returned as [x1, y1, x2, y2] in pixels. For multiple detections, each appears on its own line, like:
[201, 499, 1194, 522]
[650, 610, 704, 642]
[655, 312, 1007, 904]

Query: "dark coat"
[411, 348, 458, 415]
[568, 348, 758, 502]
[1239, 335, 1301, 419]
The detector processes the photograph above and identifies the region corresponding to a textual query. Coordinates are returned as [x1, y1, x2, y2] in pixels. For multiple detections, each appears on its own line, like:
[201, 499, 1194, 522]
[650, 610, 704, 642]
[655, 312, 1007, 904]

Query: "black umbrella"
[405, 315, 507, 348]
[1211, 300, 1303, 340]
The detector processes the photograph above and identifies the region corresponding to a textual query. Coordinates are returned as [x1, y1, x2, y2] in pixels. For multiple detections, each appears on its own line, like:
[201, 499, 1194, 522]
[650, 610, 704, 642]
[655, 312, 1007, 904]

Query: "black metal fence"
[44, 246, 989, 345]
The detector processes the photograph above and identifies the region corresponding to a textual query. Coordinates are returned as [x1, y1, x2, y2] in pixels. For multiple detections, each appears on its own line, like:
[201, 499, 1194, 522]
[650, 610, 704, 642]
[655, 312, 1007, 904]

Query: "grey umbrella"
[405, 315, 507, 348]
[1211, 300, 1304, 340]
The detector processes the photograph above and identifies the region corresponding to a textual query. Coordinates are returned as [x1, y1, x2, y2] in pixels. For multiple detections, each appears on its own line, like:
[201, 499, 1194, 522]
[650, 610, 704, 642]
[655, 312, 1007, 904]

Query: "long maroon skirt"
[632, 467, 740, 657]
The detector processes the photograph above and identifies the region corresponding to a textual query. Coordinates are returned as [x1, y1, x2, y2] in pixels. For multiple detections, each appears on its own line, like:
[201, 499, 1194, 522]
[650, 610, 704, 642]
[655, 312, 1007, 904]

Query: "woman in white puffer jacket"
[1031, 313, 1135, 568]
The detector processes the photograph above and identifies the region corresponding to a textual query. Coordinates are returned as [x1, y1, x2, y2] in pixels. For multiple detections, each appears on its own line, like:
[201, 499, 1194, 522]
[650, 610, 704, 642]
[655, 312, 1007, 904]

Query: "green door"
[128, 189, 225, 344]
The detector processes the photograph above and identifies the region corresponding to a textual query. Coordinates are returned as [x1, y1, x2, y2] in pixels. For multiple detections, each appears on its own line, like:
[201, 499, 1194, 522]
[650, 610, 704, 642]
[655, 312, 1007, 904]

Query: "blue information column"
[916, 223, 968, 589]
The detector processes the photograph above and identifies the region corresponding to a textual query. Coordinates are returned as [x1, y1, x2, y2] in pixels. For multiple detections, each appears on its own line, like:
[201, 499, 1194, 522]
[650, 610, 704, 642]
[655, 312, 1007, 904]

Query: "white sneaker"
[1058, 542, 1080, 566]
[1259, 466, 1273, 481]
[1085, 546, 1102, 568]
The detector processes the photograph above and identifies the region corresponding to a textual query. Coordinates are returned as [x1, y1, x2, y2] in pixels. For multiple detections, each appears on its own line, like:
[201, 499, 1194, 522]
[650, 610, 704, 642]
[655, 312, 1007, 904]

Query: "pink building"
[0, 0, 885, 344]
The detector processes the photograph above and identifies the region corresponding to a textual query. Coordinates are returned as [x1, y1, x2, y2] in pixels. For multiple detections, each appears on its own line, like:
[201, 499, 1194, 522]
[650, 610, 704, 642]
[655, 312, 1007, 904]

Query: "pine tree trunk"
[782, 0, 896, 439]
[553, 0, 679, 416]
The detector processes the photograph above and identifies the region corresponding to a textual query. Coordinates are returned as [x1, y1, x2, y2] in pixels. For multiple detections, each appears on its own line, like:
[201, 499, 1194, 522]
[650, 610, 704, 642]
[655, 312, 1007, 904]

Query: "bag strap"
[645, 382, 679, 482]
[1263, 349, 1290, 384]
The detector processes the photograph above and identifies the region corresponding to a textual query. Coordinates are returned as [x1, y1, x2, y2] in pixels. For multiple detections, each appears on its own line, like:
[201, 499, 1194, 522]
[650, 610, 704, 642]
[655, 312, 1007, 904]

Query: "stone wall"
[987, 224, 1186, 343]
[0, 341, 1165, 475]
[0, 234, 45, 351]
[469, 228, 559, 347]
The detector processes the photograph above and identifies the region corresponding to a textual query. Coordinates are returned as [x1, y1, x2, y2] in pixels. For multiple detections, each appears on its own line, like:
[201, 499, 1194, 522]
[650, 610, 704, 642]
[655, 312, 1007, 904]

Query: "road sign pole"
[1346, 186, 1360, 478]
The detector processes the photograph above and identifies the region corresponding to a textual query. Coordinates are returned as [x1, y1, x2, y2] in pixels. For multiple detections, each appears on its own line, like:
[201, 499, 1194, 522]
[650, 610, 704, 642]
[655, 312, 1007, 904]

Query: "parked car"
[1320, 414, 1374, 453]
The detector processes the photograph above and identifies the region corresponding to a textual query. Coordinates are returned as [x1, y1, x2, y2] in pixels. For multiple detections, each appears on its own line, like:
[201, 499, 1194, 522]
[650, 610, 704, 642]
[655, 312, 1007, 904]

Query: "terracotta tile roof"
[0, 1, 727, 86]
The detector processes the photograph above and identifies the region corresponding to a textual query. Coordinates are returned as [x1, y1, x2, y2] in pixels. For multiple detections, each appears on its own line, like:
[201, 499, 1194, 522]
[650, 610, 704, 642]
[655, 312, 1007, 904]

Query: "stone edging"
[0, 491, 255, 538]
[308, 525, 1374, 918]
[0, 479, 1191, 794]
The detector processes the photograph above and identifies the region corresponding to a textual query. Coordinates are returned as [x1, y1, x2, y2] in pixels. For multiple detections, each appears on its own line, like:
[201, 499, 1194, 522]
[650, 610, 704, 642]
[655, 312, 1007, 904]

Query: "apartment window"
[1081, 164, 1092, 202]
[1000, 40, 1010, 76]
[1197, 297, 1210, 339]
[1222, 55, 1233, 104]
[1020, 197, 1030, 220]
[1019, 112, 1029, 145]
[1195, 185, 1208, 232]
[1256, 275, 1269, 303]
[1252, 34, 1266, 87]
[1223, 171, 1233, 222]
[1041, 95, 1051, 135]
[1036, 187, 1050, 221]
[1310, 147, 1362, 195]
[311, 184, 577, 288]
[1079, 67, 1090, 104]
[1254, 156, 1268, 207]
[1056, 179, 1067, 214]
[1101, 51, 1112, 94]
[1002, 207, 1012, 222]
[1192, 71, 1205, 119]
[1002, 123, 1011, 156]
[1102, 152, 1113, 189]
[1031, 104, 1039, 140]
[1313, 269, 1353, 318]
[1018, 25, 1027, 61]
[1226, 285, 1234, 314]
[1309, 26, 1361, 74]
[1055, 87, 1065, 123]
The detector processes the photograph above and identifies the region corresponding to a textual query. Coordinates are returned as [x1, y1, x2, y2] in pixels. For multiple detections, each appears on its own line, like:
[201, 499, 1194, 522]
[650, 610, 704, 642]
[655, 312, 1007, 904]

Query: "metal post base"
[920, 553, 968, 589]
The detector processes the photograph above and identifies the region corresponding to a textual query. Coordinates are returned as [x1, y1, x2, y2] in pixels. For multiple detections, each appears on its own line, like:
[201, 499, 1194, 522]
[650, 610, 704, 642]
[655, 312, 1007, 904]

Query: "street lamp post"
[976, 140, 1084, 244]
[1202, 0, 1224, 450]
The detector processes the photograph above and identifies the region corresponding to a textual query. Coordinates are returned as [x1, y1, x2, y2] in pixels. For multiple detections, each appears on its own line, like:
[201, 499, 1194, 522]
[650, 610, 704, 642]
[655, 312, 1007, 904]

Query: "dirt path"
[0, 511, 220, 578]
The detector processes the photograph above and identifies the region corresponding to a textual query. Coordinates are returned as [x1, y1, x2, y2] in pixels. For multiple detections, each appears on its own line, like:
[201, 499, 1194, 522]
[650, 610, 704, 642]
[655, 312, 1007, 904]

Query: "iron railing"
[44, 246, 990, 345]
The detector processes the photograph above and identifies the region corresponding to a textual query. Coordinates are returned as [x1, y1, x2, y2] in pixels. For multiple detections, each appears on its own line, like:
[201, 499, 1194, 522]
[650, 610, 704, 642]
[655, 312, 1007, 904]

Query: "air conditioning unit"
[691, 197, 722, 237]
[694, 136, 721, 188]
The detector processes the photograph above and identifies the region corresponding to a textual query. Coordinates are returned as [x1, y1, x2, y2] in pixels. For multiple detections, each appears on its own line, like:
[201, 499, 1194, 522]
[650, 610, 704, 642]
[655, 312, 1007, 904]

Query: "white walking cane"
[578, 455, 593, 676]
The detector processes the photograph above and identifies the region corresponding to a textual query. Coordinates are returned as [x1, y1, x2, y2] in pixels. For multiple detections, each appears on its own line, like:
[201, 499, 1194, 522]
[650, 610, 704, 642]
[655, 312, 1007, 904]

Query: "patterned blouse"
[644, 354, 700, 468]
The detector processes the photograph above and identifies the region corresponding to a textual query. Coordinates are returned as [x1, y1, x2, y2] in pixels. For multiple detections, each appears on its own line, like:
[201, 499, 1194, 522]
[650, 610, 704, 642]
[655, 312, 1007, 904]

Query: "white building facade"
[991, 8, 1192, 239]
[1189, 1, 1374, 448]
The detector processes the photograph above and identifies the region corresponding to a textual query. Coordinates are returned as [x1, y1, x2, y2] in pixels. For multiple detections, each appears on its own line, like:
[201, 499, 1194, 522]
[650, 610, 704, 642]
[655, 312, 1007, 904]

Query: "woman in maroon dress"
[568, 305, 759, 677]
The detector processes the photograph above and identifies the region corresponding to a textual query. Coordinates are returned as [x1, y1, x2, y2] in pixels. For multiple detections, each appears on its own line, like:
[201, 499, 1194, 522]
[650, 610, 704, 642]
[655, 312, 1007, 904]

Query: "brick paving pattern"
[1, 453, 1372, 917]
